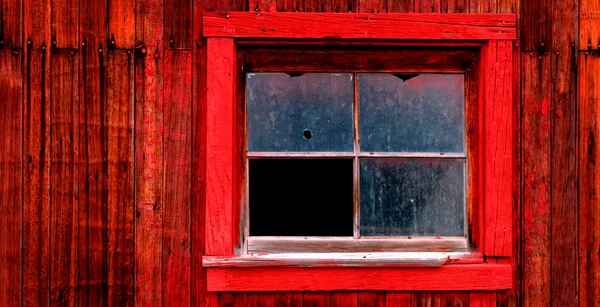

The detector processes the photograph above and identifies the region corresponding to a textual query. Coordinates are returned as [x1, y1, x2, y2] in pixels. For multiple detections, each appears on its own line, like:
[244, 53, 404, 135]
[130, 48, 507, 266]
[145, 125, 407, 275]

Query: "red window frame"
[202, 12, 516, 292]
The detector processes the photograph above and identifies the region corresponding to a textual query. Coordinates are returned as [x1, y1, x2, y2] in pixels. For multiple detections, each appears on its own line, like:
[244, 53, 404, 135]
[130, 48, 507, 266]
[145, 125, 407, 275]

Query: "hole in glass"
[303, 129, 313, 140]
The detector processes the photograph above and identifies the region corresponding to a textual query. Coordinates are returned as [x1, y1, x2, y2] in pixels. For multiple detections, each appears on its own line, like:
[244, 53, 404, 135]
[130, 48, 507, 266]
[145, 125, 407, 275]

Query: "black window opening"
[246, 72, 467, 238]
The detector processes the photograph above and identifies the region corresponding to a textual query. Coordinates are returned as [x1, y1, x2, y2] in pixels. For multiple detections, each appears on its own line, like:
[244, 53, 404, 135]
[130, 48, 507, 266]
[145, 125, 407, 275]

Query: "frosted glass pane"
[358, 73, 465, 153]
[247, 73, 354, 152]
[359, 158, 465, 236]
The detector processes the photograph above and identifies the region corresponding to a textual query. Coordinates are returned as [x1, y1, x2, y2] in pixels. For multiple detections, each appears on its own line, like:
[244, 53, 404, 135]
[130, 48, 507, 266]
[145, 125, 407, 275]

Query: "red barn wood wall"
[0, 0, 594, 306]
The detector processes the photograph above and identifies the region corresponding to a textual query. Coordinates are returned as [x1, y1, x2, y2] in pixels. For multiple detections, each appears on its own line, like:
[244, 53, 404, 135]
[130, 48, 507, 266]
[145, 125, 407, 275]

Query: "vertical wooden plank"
[413, 292, 442, 307]
[578, 54, 600, 307]
[580, 0, 600, 50]
[49, 49, 79, 306]
[415, 0, 441, 13]
[385, 292, 411, 307]
[0, 0, 22, 48]
[469, 291, 496, 307]
[0, 49, 22, 307]
[483, 40, 513, 257]
[442, 0, 467, 13]
[248, 292, 276, 307]
[135, 0, 164, 304]
[108, 0, 135, 49]
[331, 291, 358, 307]
[521, 52, 551, 307]
[162, 49, 193, 307]
[164, 0, 192, 49]
[305, 0, 332, 11]
[358, 0, 386, 13]
[275, 292, 303, 307]
[442, 292, 469, 307]
[220, 293, 248, 307]
[205, 37, 235, 256]
[304, 292, 331, 307]
[249, 0, 277, 12]
[358, 291, 385, 307]
[331, 0, 356, 12]
[22, 2, 51, 305]
[550, 0, 578, 304]
[51, 0, 78, 48]
[468, 0, 495, 13]
[79, 1, 109, 304]
[106, 49, 135, 307]
[277, 0, 304, 11]
[388, 0, 413, 12]
[521, 0, 550, 50]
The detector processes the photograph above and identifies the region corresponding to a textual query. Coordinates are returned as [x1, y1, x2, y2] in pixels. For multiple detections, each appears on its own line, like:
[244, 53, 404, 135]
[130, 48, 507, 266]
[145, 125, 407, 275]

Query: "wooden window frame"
[202, 12, 516, 292]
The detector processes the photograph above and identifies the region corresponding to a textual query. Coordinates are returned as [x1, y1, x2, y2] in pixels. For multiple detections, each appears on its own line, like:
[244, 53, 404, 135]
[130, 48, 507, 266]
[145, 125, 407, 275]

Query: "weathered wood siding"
[0, 0, 593, 306]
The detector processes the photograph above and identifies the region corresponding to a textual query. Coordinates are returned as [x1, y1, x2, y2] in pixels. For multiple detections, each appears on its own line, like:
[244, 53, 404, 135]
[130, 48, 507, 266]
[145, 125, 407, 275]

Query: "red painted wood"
[358, 291, 385, 306]
[521, 52, 551, 307]
[469, 291, 496, 307]
[0, 0, 22, 48]
[163, 50, 193, 306]
[522, 0, 550, 50]
[442, 291, 469, 306]
[412, 292, 442, 307]
[275, 292, 303, 306]
[249, 0, 277, 12]
[205, 37, 236, 256]
[578, 54, 600, 307]
[443, 0, 467, 13]
[305, 0, 332, 12]
[468, 0, 494, 13]
[277, 0, 304, 12]
[416, 0, 441, 13]
[331, 0, 356, 12]
[580, 0, 600, 50]
[49, 50, 79, 306]
[359, 0, 386, 13]
[387, 0, 413, 12]
[202, 12, 517, 40]
[0, 49, 22, 307]
[51, 0, 79, 48]
[482, 40, 514, 257]
[304, 292, 331, 307]
[206, 265, 512, 292]
[331, 291, 358, 307]
[248, 292, 276, 307]
[108, 0, 135, 48]
[220, 292, 248, 306]
[106, 50, 135, 307]
[385, 292, 411, 306]
[164, 0, 193, 49]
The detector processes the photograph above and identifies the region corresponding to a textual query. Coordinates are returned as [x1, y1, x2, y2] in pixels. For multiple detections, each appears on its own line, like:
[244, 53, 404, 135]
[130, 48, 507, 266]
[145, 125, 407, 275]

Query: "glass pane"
[249, 159, 354, 236]
[359, 158, 465, 236]
[358, 73, 465, 153]
[247, 73, 354, 152]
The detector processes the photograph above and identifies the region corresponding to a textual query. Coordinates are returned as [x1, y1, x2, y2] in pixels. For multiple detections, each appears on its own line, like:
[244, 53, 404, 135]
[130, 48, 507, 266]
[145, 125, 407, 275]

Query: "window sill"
[204, 254, 511, 292]
[202, 252, 481, 268]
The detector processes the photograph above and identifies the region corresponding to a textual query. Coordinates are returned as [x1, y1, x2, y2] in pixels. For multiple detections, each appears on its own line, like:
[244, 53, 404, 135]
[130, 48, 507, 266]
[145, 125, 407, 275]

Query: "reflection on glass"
[359, 158, 465, 236]
[359, 73, 465, 153]
[247, 73, 354, 152]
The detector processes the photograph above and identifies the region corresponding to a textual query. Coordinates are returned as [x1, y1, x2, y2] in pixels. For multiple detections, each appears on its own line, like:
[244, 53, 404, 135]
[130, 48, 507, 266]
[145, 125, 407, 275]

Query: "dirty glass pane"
[359, 158, 465, 236]
[358, 73, 465, 153]
[247, 73, 354, 152]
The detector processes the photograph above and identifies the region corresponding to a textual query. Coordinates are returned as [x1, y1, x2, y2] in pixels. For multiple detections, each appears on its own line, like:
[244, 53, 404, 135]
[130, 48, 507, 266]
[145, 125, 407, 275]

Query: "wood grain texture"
[164, 0, 192, 49]
[106, 50, 135, 307]
[444, 0, 467, 13]
[550, 0, 578, 304]
[203, 12, 517, 40]
[416, 0, 441, 13]
[207, 265, 512, 292]
[49, 49, 79, 306]
[469, 291, 496, 307]
[521, 53, 551, 307]
[580, 0, 600, 50]
[442, 291, 469, 306]
[79, 2, 109, 303]
[304, 292, 331, 307]
[108, 0, 135, 49]
[384, 292, 411, 306]
[305, 0, 332, 12]
[413, 292, 442, 307]
[0, 0, 22, 48]
[219, 292, 248, 306]
[359, 0, 386, 13]
[469, 0, 495, 13]
[249, 0, 277, 12]
[51, 0, 78, 48]
[205, 38, 235, 256]
[275, 292, 303, 306]
[521, 0, 550, 50]
[0, 49, 22, 307]
[331, 291, 358, 307]
[162, 49, 193, 307]
[482, 40, 513, 256]
[578, 54, 600, 307]
[247, 292, 276, 307]
[358, 291, 386, 307]
[277, 0, 304, 11]
[388, 0, 413, 12]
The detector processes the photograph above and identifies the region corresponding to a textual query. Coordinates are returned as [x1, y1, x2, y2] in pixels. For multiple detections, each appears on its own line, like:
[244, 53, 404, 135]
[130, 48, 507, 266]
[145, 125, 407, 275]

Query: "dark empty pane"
[358, 73, 465, 153]
[359, 158, 465, 236]
[247, 73, 354, 152]
[250, 159, 354, 236]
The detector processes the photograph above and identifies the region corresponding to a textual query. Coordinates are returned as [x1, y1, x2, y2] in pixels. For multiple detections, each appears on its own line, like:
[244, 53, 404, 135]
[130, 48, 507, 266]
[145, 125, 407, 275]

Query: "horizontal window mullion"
[247, 152, 466, 158]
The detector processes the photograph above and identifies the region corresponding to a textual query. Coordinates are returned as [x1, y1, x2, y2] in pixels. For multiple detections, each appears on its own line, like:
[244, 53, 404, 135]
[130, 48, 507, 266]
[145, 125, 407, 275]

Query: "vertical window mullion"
[353, 73, 360, 239]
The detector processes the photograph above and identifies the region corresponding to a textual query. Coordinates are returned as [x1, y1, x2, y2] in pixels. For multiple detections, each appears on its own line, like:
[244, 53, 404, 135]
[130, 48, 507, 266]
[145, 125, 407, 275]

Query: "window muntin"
[245, 72, 468, 249]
